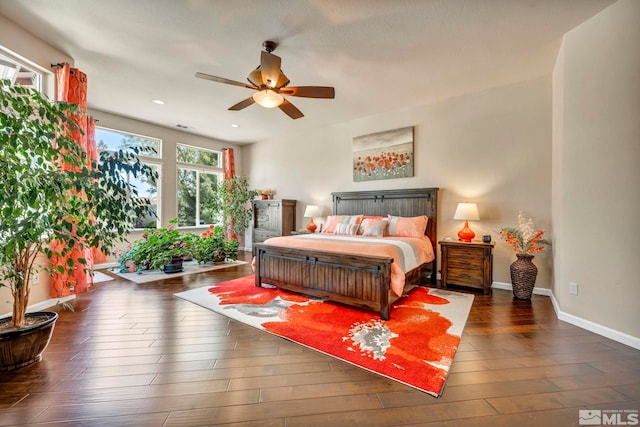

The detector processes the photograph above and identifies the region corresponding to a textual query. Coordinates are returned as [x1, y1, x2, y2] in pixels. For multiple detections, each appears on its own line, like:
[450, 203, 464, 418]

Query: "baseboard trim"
[548, 292, 640, 350]
[94, 262, 118, 269]
[491, 280, 551, 296]
[491, 281, 639, 350]
[1, 295, 76, 320]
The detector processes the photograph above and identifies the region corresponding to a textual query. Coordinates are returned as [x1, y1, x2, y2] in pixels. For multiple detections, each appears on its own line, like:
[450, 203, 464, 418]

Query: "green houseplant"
[213, 176, 257, 238]
[0, 80, 155, 368]
[192, 225, 239, 264]
[115, 219, 195, 273]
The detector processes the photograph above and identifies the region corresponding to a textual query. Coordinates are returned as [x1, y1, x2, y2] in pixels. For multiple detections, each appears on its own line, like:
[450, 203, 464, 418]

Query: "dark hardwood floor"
[1, 251, 638, 426]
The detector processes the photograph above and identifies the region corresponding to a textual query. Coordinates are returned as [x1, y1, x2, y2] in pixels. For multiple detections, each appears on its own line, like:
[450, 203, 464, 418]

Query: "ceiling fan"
[195, 41, 335, 119]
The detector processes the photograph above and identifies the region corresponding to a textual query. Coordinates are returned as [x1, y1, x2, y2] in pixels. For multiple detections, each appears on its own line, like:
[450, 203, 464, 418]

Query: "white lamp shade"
[304, 205, 320, 218]
[453, 203, 480, 221]
[252, 89, 284, 108]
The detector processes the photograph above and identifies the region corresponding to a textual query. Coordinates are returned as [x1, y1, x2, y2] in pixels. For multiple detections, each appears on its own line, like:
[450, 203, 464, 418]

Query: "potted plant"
[192, 225, 239, 264]
[499, 211, 550, 299]
[212, 176, 257, 239]
[116, 219, 197, 273]
[0, 80, 156, 369]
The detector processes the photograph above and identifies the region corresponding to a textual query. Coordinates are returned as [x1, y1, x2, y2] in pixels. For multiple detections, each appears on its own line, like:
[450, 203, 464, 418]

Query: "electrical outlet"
[569, 282, 578, 295]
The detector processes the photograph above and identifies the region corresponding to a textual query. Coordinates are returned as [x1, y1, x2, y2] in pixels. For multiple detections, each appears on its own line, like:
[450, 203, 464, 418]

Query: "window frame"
[176, 143, 223, 228]
[0, 50, 43, 92]
[95, 126, 163, 229]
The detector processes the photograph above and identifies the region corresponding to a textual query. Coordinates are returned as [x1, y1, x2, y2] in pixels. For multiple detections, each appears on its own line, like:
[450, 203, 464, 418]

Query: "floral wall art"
[352, 126, 414, 182]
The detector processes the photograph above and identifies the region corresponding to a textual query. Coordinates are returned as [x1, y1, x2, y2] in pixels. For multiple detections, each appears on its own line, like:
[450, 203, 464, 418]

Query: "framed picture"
[352, 126, 414, 182]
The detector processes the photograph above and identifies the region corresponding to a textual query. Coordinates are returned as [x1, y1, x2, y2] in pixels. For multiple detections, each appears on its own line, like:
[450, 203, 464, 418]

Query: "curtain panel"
[50, 63, 100, 297]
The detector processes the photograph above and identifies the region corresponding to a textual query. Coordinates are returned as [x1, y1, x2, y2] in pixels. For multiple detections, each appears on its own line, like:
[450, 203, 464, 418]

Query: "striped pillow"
[335, 223, 360, 235]
[322, 215, 364, 234]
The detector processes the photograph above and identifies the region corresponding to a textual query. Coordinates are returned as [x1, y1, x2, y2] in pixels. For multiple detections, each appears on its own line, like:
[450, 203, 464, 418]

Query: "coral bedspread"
[261, 234, 434, 296]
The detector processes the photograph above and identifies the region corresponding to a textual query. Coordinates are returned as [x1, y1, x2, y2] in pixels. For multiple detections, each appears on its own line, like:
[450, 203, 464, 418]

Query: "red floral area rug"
[174, 275, 474, 397]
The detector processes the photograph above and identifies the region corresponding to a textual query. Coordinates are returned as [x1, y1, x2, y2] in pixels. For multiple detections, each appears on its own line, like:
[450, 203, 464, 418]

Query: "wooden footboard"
[254, 244, 395, 320]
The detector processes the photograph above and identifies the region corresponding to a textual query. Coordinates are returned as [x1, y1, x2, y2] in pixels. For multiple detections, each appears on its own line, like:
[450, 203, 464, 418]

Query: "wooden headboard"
[332, 187, 439, 254]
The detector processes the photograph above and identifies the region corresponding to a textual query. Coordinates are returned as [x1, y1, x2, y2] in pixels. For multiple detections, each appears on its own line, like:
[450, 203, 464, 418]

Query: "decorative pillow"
[335, 223, 360, 235]
[361, 218, 389, 237]
[321, 215, 363, 234]
[387, 215, 428, 238]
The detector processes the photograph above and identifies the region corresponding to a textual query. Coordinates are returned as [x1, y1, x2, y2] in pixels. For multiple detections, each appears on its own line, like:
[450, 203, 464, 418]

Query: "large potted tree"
[0, 80, 156, 370]
[212, 176, 257, 240]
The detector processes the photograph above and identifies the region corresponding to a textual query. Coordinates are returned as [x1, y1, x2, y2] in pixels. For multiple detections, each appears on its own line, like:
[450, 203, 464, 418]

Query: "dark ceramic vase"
[510, 254, 538, 299]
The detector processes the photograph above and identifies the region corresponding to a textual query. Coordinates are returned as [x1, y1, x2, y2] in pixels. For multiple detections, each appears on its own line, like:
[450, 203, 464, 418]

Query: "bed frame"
[254, 188, 439, 320]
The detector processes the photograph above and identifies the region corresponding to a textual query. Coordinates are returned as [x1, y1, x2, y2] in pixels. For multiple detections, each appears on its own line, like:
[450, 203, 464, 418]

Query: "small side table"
[439, 240, 494, 295]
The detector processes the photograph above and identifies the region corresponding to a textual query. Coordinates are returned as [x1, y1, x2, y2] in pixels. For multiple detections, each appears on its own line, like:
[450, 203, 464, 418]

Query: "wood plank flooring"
[1, 251, 638, 426]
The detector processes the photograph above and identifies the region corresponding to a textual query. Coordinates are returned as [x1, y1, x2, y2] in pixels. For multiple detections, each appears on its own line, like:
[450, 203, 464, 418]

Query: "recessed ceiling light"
[152, 99, 165, 105]
[231, 124, 240, 128]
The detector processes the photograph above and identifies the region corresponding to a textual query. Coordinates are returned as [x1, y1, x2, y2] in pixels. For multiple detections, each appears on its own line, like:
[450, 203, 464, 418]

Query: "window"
[0, 52, 41, 91]
[95, 127, 161, 228]
[176, 144, 223, 227]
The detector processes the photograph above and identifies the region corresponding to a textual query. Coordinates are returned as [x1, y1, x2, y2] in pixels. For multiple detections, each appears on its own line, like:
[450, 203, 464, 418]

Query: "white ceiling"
[0, 0, 614, 144]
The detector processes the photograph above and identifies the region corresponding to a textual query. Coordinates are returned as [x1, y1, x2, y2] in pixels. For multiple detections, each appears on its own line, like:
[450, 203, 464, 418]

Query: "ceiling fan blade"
[195, 72, 257, 90]
[279, 86, 335, 99]
[260, 51, 282, 88]
[278, 99, 304, 119]
[228, 97, 255, 111]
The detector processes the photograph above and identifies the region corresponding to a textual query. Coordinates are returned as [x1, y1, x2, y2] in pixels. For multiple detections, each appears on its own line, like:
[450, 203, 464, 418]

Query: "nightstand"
[439, 240, 494, 295]
[290, 230, 311, 235]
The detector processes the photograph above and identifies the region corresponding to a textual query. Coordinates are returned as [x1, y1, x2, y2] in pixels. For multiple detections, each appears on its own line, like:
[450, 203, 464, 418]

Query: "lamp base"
[457, 220, 475, 242]
[306, 218, 317, 234]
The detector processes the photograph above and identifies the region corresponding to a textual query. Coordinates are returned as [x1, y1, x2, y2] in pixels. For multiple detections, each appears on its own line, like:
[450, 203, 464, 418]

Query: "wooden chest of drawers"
[251, 199, 296, 252]
[439, 240, 494, 294]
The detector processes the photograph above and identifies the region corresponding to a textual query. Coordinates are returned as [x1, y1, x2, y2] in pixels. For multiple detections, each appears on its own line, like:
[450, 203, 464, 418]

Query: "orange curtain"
[50, 63, 98, 297]
[223, 148, 237, 241]
[223, 147, 235, 179]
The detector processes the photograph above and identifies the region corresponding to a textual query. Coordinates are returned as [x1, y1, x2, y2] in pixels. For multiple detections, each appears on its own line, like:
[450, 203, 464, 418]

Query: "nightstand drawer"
[447, 268, 484, 287]
[448, 247, 483, 260]
[448, 257, 483, 269]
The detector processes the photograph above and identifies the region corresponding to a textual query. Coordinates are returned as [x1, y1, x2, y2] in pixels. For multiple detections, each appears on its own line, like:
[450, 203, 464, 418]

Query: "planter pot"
[0, 312, 58, 370]
[125, 259, 137, 273]
[163, 256, 184, 274]
[510, 254, 538, 299]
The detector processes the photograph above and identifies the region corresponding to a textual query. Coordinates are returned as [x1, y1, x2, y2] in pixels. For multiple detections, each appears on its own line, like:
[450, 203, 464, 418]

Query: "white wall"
[0, 14, 72, 98]
[552, 0, 640, 339]
[243, 76, 553, 289]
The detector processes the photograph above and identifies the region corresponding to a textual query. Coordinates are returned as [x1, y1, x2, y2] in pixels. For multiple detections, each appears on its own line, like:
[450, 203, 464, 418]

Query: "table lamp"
[304, 205, 320, 233]
[453, 202, 480, 242]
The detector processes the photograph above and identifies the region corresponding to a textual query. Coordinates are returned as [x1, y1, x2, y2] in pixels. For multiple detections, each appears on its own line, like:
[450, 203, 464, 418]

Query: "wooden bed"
[254, 188, 439, 320]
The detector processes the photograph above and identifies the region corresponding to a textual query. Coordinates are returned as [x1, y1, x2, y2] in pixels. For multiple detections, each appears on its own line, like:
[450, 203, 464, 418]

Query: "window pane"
[0, 53, 41, 91]
[96, 127, 161, 158]
[177, 169, 197, 227]
[177, 144, 219, 167]
[132, 164, 160, 229]
[199, 172, 219, 225]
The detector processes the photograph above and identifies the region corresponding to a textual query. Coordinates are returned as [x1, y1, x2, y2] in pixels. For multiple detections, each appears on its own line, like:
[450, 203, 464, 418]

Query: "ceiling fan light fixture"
[252, 89, 284, 108]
